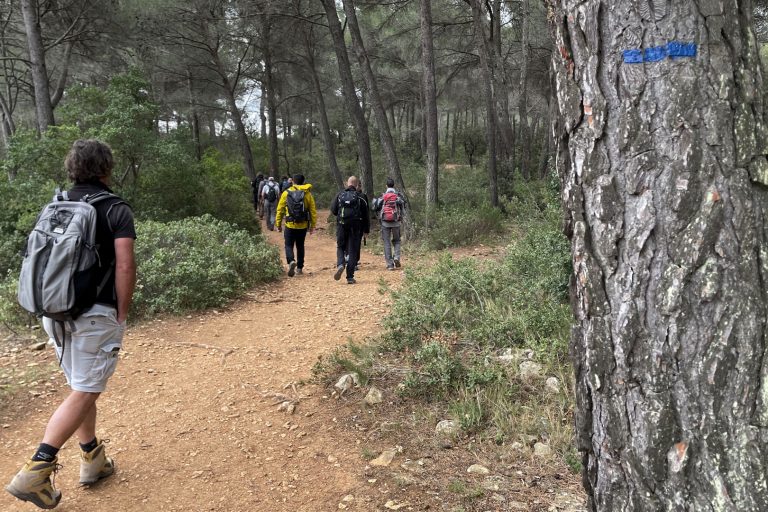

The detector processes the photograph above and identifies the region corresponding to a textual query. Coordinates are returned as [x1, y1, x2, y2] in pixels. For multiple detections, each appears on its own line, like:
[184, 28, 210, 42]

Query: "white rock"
[384, 501, 409, 510]
[467, 464, 490, 475]
[519, 361, 543, 380]
[510, 441, 525, 451]
[364, 386, 383, 405]
[435, 419, 460, 436]
[334, 373, 360, 394]
[370, 449, 397, 467]
[533, 442, 553, 458]
[400, 459, 425, 473]
[482, 475, 506, 491]
[545, 377, 561, 393]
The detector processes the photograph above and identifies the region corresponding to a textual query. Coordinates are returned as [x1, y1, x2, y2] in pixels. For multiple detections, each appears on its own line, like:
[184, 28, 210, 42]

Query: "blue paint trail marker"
[623, 41, 697, 64]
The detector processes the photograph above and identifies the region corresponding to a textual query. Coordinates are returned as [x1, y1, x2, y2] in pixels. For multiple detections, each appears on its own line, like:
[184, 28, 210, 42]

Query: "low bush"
[319, 183, 574, 451]
[420, 203, 505, 250]
[132, 215, 281, 317]
[0, 215, 281, 329]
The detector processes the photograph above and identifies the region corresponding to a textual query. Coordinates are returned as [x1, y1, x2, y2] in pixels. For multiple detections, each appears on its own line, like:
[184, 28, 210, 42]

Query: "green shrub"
[0, 271, 30, 330]
[132, 215, 280, 317]
[401, 342, 466, 397]
[421, 203, 505, 250]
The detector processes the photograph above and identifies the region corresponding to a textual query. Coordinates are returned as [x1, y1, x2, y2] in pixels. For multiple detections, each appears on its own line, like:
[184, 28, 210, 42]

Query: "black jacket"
[331, 187, 370, 234]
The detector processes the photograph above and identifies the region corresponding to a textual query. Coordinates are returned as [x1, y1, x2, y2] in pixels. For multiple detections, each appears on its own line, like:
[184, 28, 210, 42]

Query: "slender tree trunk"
[518, 0, 531, 179]
[444, 110, 450, 147]
[208, 116, 216, 139]
[50, 40, 73, 109]
[213, 54, 256, 180]
[306, 43, 344, 189]
[263, 15, 280, 175]
[20, 0, 54, 131]
[548, 1, 768, 510]
[186, 68, 201, 161]
[421, 0, 439, 206]
[470, 0, 498, 207]
[451, 108, 458, 159]
[341, 0, 406, 196]
[320, 0, 374, 196]
[260, 81, 267, 140]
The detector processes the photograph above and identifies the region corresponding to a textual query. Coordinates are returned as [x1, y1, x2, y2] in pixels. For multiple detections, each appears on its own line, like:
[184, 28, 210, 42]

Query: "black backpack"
[338, 190, 361, 224]
[286, 190, 309, 222]
[265, 184, 278, 202]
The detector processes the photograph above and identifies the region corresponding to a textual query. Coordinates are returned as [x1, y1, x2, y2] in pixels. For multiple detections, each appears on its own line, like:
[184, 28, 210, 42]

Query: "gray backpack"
[17, 189, 118, 321]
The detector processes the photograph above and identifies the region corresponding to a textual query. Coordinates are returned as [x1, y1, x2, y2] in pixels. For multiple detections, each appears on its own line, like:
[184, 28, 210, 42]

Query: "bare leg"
[75, 402, 97, 444]
[41, 391, 100, 448]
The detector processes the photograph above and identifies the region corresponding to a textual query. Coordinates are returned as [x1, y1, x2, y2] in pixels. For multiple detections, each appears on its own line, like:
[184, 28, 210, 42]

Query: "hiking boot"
[5, 458, 62, 509]
[296, 268, 303, 275]
[288, 261, 297, 277]
[347, 278, 356, 285]
[79, 439, 114, 485]
[334, 265, 345, 281]
[394, 258, 401, 268]
[387, 265, 395, 271]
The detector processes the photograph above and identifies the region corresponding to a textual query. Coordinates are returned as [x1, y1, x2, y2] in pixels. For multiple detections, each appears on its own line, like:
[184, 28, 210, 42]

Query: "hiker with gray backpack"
[7, 139, 136, 509]
[372, 177, 405, 270]
[261, 176, 281, 231]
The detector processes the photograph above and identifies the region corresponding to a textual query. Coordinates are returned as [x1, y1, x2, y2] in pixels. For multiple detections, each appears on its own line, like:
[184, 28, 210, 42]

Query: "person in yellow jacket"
[275, 173, 317, 276]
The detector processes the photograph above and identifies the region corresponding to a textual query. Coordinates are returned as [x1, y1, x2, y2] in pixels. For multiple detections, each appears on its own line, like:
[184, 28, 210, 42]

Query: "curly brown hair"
[65, 139, 114, 183]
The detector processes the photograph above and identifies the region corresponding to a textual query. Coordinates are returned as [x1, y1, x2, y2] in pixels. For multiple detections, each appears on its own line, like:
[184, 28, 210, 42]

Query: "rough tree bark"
[470, 0, 498, 207]
[421, 0, 439, 206]
[20, 0, 54, 131]
[547, 1, 768, 510]
[320, 0, 374, 196]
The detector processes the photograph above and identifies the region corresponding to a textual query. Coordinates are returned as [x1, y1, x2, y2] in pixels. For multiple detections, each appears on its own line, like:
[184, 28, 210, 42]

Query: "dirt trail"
[0, 211, 405, 512]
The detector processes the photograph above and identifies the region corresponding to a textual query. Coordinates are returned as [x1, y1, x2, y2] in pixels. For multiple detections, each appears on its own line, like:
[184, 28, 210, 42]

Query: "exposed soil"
[0, 211, 584, 512]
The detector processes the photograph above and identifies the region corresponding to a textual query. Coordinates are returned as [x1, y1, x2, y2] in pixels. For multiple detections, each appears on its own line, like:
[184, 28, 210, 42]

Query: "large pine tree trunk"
[320, 0, 374, 196]
[20, 0, 54, 131]
[470, 0, 498, 207]
[421, 0, 439, 206]
[548, 1, 768, 510]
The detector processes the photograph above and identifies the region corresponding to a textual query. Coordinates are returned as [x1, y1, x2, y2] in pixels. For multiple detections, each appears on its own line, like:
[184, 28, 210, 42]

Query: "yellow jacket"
[275, 183, 317, 230]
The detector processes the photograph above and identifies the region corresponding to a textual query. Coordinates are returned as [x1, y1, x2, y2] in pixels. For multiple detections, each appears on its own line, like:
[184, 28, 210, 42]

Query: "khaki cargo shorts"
[43, 304, 125, 393]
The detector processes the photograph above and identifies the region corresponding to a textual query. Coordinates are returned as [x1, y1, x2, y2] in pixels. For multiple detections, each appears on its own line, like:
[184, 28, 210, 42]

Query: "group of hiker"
[5, 138, 406, 511]
[251, 173, 405, 284]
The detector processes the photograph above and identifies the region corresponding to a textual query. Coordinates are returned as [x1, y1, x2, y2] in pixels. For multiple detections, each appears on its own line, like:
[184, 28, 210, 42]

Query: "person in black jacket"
[331, 176, 370, 284]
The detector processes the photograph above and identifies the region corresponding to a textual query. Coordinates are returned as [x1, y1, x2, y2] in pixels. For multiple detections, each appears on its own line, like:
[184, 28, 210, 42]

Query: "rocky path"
[0, 212, 405, 511]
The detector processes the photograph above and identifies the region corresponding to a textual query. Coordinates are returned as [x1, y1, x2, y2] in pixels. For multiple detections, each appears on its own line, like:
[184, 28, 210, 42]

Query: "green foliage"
[0, 271, 28, 329]
[420, 203, 505, 250]
[132, 215, 281, 317]
[455, 127, 487, 168]
[401, 342, 466, 397]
